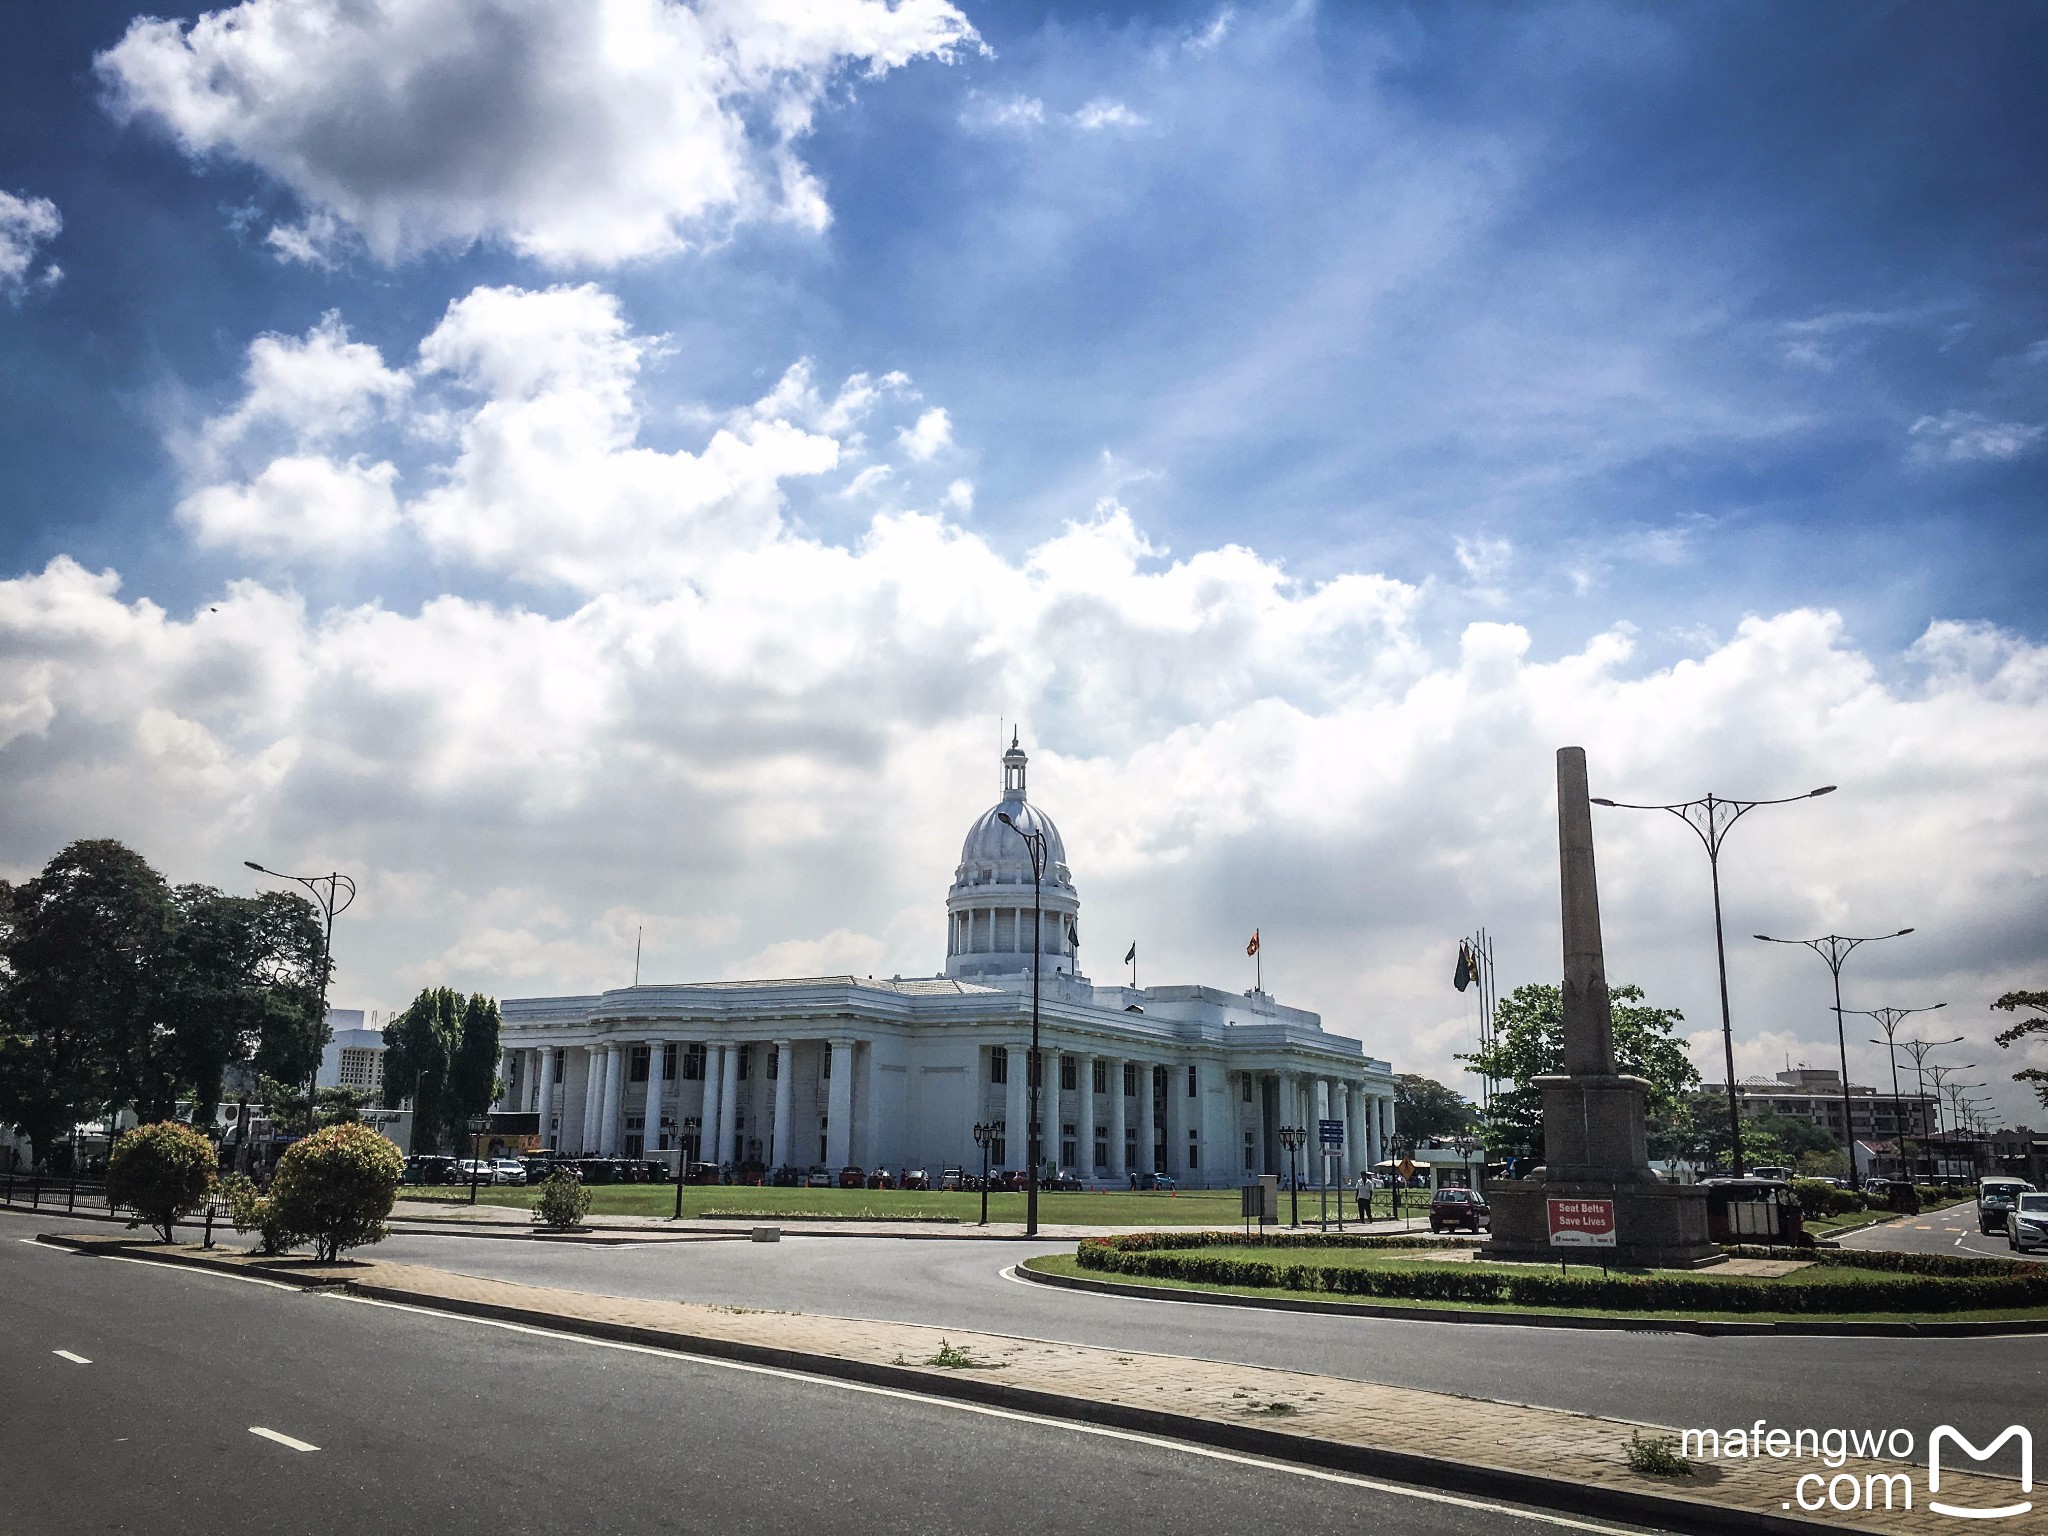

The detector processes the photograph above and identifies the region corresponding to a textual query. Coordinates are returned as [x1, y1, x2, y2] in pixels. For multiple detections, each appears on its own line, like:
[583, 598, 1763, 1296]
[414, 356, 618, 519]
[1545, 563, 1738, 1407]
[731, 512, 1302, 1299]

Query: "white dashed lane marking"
[249, 1427, 319, 1453]
[52, 1349, 91, 1365]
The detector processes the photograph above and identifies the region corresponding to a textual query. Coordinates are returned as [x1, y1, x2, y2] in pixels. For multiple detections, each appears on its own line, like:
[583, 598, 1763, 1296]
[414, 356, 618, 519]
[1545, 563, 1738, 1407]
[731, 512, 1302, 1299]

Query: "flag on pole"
[1246, 929, 1261, 957]
[1454, 940, 1478, 992]
[1123, 942, 1137, 964]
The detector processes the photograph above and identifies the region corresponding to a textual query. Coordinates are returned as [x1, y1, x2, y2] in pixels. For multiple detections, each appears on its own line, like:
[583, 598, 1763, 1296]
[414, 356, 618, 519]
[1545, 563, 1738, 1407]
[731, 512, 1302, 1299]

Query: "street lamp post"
[1846, 1003, 1946, 1185]
[1896, 1039, 1966, 1182]
[1591, 784, 1834, 1177]
[244, 860, 357, 1135]
[1278, 1125, 1305, 1228]
[1753, 928, 1914, 1189]
[996, 812, 1047, 1240]
[1925, 1064, 1979, 1182]
[972, 1121, 999, 1226]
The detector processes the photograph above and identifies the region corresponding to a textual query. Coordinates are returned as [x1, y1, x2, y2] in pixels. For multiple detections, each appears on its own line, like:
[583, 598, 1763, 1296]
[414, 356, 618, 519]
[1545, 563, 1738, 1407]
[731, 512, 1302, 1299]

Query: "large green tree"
[1393, 1073, 1480, 1142]
[1458, 981, 1701, 1160]
[0, 840, 170, 1158]
[1993, 990, 2048, 1109]
[382, 988, 502, 1152]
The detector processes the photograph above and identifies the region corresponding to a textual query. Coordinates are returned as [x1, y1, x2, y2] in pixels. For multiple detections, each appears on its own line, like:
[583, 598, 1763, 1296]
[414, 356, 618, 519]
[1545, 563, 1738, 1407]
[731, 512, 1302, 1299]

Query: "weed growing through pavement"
[1625, 1431, 1693, 1476]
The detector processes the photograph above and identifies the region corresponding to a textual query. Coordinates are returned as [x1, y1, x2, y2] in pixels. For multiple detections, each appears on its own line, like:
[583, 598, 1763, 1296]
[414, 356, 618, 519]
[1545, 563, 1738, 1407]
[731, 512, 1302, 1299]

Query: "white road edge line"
[333, 1291, 1642, 1535]
[53, 1349, 91, 1364]
[249, 1426, 319, 1453]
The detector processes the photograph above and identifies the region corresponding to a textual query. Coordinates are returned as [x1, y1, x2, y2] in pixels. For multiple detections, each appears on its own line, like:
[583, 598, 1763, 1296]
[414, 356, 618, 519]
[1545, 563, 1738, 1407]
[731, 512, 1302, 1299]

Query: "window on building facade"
[1061, 1125, 1077, 1166]
[626, 1115, 643, 1132]
[990, 1046, 1008, 1084]
[1123, 1062, 1137, 1096]
[1241, 1073, 1253, 1103]
[1187, 1064, 1197, 1098]
[1243, 1129, 1256, 1170]
[662, 1043, 678, 1081]
[1187, 1129, 1198, 1169]
[682, 1043, 706, 1081]
[1124, 1128, 1138, 1166]
[822, 1046, 832, 1080]
[992, 1132, 1007, 1164]
[818, 1114, 828, 1164]
[1094, 1130, 1108, 1170]
[629, 1046, 650, 1083]
[1061, 1056, 1077, 1092]
[554, 1051, 565, 1083]
[738, 1045, 751, 1081]
[767, 1045, 778, 1080]
[1092, 1058, 1108, 1095]
[337, 1048, 381, 1092]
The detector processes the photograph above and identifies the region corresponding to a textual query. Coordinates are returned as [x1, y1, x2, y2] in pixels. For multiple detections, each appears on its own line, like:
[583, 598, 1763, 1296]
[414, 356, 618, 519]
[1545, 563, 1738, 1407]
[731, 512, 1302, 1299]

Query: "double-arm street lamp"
[995, 812, 1046, 1239]
[1925, 1063, 1980, 1180]
[1896, 1039, 1966, 1181]
[1278, 1125, 1306, 1228]
[1846, 1003, 1946, 1185]
[972, 1121, 1002, 1226]
[244, 860, 357, 1135]
[1591, 784, 1835, 1177]
[1753, 928, 1913, 1189]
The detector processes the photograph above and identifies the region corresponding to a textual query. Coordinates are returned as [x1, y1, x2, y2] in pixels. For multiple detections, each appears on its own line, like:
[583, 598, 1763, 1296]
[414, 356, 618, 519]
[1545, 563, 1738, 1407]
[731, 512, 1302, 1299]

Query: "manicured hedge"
[1074, 1232, 2048, 1314]
[1725, 1245, 2041, 1280]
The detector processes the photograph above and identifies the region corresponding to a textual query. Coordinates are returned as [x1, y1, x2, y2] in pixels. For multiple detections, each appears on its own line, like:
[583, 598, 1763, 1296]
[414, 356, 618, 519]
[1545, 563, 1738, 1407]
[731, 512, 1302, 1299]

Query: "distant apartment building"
[1707, 1067, 1935, 1144]
[316, 1007, 396, 1096]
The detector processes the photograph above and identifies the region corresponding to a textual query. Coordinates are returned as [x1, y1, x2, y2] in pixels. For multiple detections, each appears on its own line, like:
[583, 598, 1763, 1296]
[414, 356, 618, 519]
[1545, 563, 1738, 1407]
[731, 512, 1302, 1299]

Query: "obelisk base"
[1487, 1073, 1718, 1267]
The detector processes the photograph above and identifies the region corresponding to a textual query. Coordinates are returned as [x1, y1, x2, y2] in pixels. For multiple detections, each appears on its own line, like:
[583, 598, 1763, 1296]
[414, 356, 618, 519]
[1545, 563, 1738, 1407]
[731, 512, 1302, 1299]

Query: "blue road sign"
[1318, 1118, 1344, 1145]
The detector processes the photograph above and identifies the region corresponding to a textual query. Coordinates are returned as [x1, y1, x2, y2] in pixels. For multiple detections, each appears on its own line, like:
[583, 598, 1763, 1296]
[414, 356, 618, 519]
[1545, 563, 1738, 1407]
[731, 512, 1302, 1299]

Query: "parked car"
[838, 1165, 866, 1189]
[1978, 1177, 2037, 1235]
[900, 1167, 931, 1191]
[1428, 1187, 1490, 1233]
[403, 1154, 461, 1186]
[1049, 1168, 1083, 1192]
[490, 1157, 527, 1185]
[522, 1156, 578, 1184]
[805, 1166, 834, 1188]
[864, 1166, 895, 1189]
[2008, 1192, 2048, 1254]
[1134, 1172, 1175, 1192]
[937, 1166, 965, 1191]
[455, 1158, 493, 1183]
[576, 1158, 616, 1185]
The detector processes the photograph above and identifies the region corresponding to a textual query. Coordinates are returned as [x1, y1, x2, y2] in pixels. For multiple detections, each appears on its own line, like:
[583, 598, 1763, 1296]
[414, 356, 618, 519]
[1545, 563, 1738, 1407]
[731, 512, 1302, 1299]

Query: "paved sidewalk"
[38, 1232, 2013, 1536]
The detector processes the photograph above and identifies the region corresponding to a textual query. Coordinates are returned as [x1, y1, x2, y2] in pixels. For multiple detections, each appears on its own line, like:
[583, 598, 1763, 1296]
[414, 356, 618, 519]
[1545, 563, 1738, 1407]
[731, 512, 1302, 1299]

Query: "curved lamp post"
[1896, 1039, 1966, 1181]
[995, 811, 1046, 1239]
[244, 860, 356, 1135]
[1846, 1003, 1945, 1184]
[1753, 928, 1913, 1188]
[1590, 784, 1834, 1177]
[1924, 1063, 1979, 1180]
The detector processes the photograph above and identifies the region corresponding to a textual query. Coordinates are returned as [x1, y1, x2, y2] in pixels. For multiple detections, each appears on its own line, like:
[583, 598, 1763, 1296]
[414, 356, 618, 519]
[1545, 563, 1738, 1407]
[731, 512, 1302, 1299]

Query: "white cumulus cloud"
[95, 0, 979, 267]
[0, 190, 62, 298]
[1909, 409, 2046, 463]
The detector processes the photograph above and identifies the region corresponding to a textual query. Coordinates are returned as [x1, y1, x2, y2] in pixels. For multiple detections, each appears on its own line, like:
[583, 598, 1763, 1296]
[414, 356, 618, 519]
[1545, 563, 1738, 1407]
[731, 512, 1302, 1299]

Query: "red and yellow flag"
[1246, 929, 1260, 957]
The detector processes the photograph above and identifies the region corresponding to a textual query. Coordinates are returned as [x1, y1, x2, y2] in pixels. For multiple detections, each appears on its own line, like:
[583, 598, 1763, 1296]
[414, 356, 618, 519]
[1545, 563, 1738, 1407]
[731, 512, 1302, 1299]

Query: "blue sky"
[2, 1, 2045, 1125]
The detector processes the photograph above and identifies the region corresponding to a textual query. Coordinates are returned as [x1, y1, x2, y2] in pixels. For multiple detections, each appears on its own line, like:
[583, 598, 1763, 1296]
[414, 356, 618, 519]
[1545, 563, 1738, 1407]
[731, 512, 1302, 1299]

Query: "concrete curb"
[1016, 1257, 2048, 1338]
[36, 1232, 1882, 1536]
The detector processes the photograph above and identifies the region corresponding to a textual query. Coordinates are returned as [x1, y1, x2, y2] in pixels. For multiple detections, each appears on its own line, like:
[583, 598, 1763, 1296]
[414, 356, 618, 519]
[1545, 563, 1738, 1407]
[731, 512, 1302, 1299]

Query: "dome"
[943, 734, 1081, 981]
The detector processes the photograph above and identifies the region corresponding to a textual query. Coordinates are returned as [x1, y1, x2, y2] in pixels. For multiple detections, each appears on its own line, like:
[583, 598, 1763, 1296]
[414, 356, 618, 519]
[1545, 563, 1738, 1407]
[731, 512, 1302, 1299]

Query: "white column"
[771, 1039, 794, 1169]
[579, 1045, 603, 1153]
[717, 1040, 742, 1167]
[1137, 1061, 1156, 1175]
[700, 1044, 724, 1166]
[536, 1047, 556, 1147]
[1106, 1057, 1127, 1180]
[1042, 1044, 1060, 1174]
[1077, 1054, 1097, 1181]
[643, 1041, 665, 1153]
[600, 1045, 625, 1155]
[1004, 1043, 1028, 1171]
[1315, 1079, 1333, 1192]
[825, 1037, 854, 1167]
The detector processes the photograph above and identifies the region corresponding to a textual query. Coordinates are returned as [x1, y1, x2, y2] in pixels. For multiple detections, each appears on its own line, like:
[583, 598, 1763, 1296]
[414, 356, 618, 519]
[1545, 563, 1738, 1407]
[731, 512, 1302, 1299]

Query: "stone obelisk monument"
[1487, 748, 1717, 1267]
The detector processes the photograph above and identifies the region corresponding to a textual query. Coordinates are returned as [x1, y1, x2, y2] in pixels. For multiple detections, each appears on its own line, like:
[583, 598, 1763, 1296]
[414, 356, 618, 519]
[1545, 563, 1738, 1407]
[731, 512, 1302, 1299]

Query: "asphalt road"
[0, 1217, 1664, 1536]
[336, 1221, 2047, 1448]
[1838, 1200, 2028, 1261]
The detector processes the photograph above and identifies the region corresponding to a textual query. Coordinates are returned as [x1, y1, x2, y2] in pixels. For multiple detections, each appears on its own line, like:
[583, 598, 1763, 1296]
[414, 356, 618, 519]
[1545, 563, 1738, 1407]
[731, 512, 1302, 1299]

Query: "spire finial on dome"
[1002, 730, 1028, 800]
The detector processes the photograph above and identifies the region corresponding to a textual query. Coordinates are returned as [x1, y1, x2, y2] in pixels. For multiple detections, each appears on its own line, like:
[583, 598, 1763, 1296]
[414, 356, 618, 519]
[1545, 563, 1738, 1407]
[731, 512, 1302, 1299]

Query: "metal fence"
[0, 1166, 239, 1245]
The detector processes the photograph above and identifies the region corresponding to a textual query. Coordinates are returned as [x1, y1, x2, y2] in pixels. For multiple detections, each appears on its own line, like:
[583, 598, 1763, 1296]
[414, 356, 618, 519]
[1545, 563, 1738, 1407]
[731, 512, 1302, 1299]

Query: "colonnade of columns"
[499, 1036, 858, 1166]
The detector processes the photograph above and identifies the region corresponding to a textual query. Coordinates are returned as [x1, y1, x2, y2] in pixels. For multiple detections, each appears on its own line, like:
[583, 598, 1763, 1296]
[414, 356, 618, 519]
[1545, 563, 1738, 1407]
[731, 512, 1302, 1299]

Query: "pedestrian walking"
[1354, 1170, 1370, 1222]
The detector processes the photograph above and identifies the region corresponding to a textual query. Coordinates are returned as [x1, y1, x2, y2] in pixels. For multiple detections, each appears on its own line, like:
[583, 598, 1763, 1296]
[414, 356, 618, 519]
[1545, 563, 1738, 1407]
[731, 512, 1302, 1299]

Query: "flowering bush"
[267, 1122, 404, 1261]
[106, 1121, 216, 1241]
[217, 1171, 300, 1255]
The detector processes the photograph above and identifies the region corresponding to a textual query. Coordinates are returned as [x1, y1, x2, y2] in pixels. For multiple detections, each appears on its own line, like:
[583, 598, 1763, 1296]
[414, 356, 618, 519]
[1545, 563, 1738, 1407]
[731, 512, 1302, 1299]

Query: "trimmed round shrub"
[216, 1171, 302, 1256]
[267, 1123, 405, 1262]
[106, 1121, 217, 1241]
[535, 1169, 593, 1230]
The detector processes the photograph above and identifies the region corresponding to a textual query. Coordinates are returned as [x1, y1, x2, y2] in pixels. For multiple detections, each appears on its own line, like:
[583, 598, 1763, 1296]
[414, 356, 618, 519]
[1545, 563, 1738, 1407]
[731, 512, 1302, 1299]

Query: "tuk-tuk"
[1701, 1177, 1805, 1244]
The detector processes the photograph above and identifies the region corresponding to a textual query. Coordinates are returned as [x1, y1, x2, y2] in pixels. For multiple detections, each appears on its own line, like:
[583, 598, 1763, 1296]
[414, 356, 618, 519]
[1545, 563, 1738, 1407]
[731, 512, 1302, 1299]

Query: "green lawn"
[399, 1183, 1268, 1226]
[1025, 1252, 2048, 1325]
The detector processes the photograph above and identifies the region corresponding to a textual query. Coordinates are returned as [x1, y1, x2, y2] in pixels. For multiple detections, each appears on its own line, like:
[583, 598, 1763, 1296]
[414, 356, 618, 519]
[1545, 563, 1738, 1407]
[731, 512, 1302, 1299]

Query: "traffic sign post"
[1318, 1120, 1343, 1230]
[1546, 1197, 1616, 1272]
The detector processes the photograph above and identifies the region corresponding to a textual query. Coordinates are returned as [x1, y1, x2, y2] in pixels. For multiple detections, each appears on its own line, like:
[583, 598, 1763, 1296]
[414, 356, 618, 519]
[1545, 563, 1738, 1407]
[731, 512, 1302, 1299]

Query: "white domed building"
[496, 738, 1397, 1187]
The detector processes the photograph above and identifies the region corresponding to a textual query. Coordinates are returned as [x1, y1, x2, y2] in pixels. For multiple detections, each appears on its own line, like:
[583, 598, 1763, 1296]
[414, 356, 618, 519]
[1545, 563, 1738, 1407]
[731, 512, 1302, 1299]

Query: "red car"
[837, 1165, 865, 1188]
[1428, 1188, 1490, 1233]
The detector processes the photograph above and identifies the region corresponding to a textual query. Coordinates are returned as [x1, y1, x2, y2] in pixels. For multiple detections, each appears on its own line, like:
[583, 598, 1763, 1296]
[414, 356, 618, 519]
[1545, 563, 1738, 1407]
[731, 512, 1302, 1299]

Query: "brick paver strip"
[36, 1233, 2022, 1536]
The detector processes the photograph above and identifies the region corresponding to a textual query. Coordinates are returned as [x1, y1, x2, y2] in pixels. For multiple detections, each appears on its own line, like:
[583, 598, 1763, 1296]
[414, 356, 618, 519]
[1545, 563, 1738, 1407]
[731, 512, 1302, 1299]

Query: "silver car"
[2009, 1192, 2048, 1254]
[490, 1157, 527, 1186]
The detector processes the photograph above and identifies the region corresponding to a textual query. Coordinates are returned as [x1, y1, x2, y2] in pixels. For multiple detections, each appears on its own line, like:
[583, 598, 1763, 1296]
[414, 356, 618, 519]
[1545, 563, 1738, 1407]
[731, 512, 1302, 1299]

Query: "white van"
[1977, 1176, 2036, 1235]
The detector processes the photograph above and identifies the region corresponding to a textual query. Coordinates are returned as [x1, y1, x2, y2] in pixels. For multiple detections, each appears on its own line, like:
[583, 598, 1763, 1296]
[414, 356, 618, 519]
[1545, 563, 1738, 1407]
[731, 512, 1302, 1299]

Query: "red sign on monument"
[1547, 1197, 1617, 1248]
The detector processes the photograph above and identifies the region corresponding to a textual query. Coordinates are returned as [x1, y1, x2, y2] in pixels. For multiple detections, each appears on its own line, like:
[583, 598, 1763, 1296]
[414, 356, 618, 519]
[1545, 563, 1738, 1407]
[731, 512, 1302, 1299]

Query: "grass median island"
[1038, 1231, 2048, 1323]
[397, 1184, 1262, 1226]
